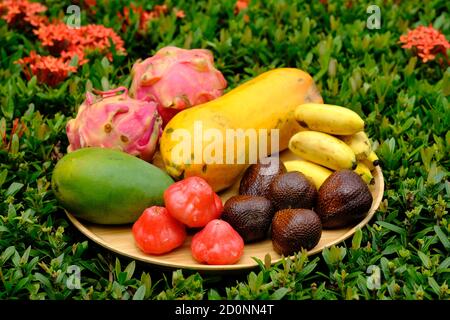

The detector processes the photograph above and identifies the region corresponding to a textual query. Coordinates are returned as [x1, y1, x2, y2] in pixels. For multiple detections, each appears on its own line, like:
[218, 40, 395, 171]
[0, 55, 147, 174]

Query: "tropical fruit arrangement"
[52, 46, 380, 265]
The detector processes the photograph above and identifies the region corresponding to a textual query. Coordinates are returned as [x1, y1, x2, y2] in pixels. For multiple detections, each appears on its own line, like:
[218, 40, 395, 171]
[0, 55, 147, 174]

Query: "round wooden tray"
[66, 151, 384, 271]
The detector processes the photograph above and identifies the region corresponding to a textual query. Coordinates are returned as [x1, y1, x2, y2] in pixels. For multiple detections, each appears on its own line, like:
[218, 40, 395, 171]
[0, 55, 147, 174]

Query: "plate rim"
[66, 166, 384, 271]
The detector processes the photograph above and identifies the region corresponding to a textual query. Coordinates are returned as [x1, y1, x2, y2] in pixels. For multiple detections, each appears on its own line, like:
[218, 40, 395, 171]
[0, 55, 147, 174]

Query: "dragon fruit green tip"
[66, 86, 162, 162]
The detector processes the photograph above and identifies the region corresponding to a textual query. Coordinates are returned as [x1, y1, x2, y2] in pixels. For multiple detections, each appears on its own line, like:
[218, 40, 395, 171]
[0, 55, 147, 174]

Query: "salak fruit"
[66, 86, 162, 162]
[129, 46, 227, 125]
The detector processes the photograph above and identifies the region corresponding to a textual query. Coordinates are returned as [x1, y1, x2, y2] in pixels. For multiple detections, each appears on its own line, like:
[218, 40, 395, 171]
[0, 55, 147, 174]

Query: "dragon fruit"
[66, 87, 162, 162]
[129, 46, 227, 125]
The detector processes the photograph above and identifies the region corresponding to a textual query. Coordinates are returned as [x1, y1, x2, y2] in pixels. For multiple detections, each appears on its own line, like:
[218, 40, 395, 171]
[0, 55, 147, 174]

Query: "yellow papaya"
[159, 68, 322, 191]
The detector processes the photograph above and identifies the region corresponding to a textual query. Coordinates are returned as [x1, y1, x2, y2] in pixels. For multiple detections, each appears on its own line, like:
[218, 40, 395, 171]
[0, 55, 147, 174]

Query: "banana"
[354, 162, 374, 184]
[284, 160, 333, 189]
[361, 151, 379, 170]
[340, 131, 371, 160]
[295, 103, 364, 135]
[288, 131, 357, 170]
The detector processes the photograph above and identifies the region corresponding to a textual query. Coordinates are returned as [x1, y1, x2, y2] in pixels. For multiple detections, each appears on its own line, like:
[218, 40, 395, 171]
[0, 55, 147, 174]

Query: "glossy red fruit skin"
[164, 176, 223, 228]
[191, 219, 244, 265]
[132, 206, 186, 255]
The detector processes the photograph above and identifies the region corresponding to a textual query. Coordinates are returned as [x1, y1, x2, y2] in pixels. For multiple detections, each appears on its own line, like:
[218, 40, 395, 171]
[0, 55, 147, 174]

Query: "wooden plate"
[66, 151, 384, 272]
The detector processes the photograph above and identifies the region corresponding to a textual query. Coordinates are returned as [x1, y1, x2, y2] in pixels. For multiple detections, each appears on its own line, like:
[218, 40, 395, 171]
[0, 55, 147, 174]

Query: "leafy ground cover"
[0, 0, 449, 300]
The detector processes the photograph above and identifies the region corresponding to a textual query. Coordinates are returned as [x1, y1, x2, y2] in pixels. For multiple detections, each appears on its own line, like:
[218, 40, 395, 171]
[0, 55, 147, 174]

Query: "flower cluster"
[33, 23, 126, 65]
[118, 4, 184, 34]
[16, 51, 77, 87]
[1, 0, 126, 87]
[400, 25, 450, 63]
[0, 0, 47, 29]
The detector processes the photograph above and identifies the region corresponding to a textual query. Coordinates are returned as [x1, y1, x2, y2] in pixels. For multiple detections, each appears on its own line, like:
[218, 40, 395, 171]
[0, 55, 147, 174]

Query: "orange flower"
[15, 51, 77, 87]
[234, 0, 250, 15]
[74, 24, 126, 62]
[0, 0, 47, 29]
[153, 4, 169, 16]
[33, 22, 73, 55]
[400, 25, 450, 63]
[33, 22, 125, 65]
[118, 4, 171, 33]
[175, 9, 186, 19]
[9, 1, 127, 87]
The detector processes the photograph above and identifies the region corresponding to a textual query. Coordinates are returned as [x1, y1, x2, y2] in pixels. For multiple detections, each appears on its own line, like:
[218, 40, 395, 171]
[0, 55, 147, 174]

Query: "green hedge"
[0, 0, 448, 300]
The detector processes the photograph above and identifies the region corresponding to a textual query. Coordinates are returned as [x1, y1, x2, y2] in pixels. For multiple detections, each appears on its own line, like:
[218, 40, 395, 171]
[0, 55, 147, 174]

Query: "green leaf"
[434, 226, 450, 250]
[264, 253, 272, 269]
[132, 285, 146, 300]
[13, 277, 30, 293]
[300, 259, 318, 276]
[427, 163, 446, 185]
[114, 258, 121, 279]
[248, 272, 258, 293]
[1, 246, 16, 264]
[140, 272, 152, 299]
[322, 246, 347, 266]
[417, 251, 432, 269]
[124, 261, 135, 281]
[0, 169, 7, 188]
[20, 246, 31, 265]
[11, 250, 20, 267]
[9, 133, 19, 154]
[34, 273, 52, 288]
[7, 204, 16, 219]
[352, 228, 363, 250]
[437, 257, 450, 272]
[270, 287, 289, 300]
[1, 89, 14, 119]
[5, 182, 24, 197]
[376, 221, 406, 235]
[208, 289, 222, 300]
[427, 277, 441, 296]
[118, 272, 128, 284]
[101, 77, 110, 91]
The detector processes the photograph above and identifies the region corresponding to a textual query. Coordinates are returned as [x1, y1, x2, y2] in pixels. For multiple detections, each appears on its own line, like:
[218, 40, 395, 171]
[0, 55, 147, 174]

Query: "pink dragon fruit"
[66, 87, 162, 162]
[129, 46, 227, 126]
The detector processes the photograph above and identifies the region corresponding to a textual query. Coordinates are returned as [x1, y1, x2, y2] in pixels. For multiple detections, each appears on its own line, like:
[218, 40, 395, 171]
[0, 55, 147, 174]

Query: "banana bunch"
[287, 103, 379, 187]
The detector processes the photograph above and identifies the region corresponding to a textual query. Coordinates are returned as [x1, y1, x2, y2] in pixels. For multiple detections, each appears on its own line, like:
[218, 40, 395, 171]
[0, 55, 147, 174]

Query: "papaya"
[52, 148, 173, 224]
[160, 68, 322, 191]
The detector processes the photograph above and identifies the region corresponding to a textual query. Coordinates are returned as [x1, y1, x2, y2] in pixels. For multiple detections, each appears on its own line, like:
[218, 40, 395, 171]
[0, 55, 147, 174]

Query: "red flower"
[83, 0, 97, 15]
[0, 0, 47, 29]
[33, 22, 74, 55]
[17, 22, 126, 86]
[400, 25, 450, 63]
[234, 0, 250, 15]
[118, 4, 170, 33]
[15, 51, 77, 87]
[153, 4, 169, 16]
[74, 24, 126, 62]
[174, 9, 186, 19]
[8, 0, 127, 86]
[33, 22, 126, 66]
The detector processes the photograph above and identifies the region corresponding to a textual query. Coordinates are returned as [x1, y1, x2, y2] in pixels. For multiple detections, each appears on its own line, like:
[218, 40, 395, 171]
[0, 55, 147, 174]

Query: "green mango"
[52, 147, 173, 224]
